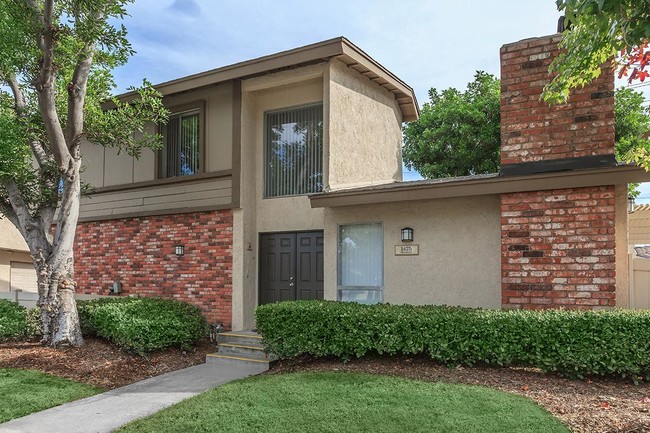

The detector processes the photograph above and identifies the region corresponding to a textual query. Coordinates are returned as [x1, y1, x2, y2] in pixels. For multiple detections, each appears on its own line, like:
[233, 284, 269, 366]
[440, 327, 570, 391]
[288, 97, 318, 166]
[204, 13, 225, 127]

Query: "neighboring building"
[629, 204, 650, 246]
[76, 33, 650, 331]
[0, 218, 37, 292]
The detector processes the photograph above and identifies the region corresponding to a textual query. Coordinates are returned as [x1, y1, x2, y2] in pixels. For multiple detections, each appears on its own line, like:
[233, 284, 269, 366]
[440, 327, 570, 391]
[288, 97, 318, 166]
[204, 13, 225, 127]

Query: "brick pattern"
[75, 210, 233, 328]
[500, 35, 615, 165]
[501, 186, 616, 309]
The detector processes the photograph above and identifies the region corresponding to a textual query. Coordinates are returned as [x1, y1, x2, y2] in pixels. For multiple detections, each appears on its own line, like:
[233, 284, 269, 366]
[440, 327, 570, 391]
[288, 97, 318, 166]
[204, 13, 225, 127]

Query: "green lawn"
[0, 368, 101, 423]
[118, 372, 569, 433]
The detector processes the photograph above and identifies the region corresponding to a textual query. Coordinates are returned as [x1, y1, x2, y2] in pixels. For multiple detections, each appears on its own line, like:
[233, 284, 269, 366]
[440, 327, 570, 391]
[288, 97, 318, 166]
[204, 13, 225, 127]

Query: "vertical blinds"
[264, 104, 323, 197]
[160, 110, 200, 178]
[338, 222, 384, 289]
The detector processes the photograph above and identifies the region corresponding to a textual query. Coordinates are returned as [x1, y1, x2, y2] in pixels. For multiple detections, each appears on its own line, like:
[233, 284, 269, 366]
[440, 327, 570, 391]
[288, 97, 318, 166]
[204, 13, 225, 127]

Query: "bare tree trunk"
[28, 159, 85, 347]
[35, 250, 84, 347]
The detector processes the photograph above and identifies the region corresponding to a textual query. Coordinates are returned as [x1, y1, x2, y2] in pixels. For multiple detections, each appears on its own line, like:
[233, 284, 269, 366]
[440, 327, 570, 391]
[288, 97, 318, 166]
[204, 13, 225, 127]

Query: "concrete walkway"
[0, 361, 267, 433]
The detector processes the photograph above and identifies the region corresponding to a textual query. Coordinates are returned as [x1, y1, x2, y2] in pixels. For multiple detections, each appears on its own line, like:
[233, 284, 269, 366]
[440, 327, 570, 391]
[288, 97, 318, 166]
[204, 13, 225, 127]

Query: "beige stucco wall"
[322, 195, 502, 308]
[327, 59, 403, 190]
[0, 218, 29, 252]
[615, 184, 630, 308]
[0, 218, 33, 292]
[233, 65, 329, 329]
[80, 81, 234, 189]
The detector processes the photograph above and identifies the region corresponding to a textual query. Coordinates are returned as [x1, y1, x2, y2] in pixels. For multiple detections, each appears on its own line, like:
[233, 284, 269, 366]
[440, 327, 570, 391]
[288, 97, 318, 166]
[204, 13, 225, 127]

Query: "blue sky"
[113, 0, 650, 196]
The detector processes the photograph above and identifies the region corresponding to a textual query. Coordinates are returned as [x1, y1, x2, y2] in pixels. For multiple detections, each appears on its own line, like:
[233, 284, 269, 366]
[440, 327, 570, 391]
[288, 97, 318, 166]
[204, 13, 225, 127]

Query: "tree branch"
[7, 76, 25, 112]
[29, 0, 72, 174]
[6, 74, 53, 168]
[66, 45, 95, 159]
[3, 179, 36, 236]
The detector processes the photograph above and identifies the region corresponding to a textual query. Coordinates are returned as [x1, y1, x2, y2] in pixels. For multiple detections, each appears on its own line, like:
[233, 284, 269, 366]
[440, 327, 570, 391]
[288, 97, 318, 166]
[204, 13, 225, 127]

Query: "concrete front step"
[218, 342, 265, 356]
[216, 331, 264, 346]
[206, 353, 277, 369]
[208, 330, 277, 370]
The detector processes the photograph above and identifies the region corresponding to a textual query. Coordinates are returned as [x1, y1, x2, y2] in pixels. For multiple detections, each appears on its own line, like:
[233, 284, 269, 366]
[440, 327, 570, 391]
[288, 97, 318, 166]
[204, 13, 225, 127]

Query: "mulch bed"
[269, 355, 650, 433]
[3, 340, 650, 432]
[0, 337, 215, 390]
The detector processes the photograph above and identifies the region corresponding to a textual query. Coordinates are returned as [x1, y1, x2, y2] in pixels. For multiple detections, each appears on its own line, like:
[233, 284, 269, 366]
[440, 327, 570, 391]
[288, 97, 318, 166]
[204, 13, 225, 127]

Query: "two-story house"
[76, 38, 418, 330]
[77, 33, 650, 332]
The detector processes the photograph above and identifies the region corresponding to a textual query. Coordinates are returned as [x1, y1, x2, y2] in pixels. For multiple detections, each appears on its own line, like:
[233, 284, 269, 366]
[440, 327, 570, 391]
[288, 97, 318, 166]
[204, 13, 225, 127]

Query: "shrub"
[256, 301, 650, 381]
[77, 297, 208, 355]
[0, 299, 29, 340]
[25, 307, 43, 337]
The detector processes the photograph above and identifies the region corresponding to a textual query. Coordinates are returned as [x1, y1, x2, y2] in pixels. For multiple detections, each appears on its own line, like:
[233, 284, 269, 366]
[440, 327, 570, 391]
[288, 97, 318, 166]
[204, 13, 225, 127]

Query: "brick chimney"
[499, 34, 620, 310]
[500, 34, 615, 173]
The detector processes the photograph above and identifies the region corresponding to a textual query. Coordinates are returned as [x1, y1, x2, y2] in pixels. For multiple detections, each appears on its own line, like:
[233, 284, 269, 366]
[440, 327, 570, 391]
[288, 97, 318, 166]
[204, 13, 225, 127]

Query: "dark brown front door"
[259, 231, 324, 305]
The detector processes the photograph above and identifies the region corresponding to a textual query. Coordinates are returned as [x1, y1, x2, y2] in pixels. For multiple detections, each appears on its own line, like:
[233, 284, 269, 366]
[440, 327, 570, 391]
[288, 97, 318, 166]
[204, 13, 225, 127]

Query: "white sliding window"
[264, 104, 323, 197]
[337, 223, 384, 304]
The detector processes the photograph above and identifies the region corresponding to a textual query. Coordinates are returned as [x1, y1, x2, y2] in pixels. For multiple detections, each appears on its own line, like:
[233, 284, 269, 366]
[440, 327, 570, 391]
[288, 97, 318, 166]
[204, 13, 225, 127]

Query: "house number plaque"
[395, 244, 419, 256]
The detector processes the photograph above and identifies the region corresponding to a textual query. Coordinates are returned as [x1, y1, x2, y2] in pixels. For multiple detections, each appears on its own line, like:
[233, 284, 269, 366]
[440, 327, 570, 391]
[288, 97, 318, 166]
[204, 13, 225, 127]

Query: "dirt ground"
[2, 339, 650, 432]
[269, 355, 650, 433]
[0, 337, 215, 390]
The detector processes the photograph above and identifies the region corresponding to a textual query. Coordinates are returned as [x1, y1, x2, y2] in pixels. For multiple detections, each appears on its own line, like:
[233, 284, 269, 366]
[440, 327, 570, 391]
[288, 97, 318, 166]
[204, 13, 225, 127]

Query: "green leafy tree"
[404, 74, 650, 186]
[543, 0, 650, 104]
[403, 71, 501, 178]
[0, 1, 168, 346]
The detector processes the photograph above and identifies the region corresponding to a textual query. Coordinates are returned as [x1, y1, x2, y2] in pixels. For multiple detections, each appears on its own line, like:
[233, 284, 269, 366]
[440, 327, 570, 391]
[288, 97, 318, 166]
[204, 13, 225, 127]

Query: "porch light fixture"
[111, 281, 122, 295]
[628, 196, 636, 213]
[175, 245, 185, 257]
[401, 227, 414, 243]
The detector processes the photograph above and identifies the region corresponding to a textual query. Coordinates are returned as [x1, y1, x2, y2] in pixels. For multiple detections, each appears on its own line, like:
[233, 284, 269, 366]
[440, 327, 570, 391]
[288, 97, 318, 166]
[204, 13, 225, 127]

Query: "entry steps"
[206, 330, 277, 370]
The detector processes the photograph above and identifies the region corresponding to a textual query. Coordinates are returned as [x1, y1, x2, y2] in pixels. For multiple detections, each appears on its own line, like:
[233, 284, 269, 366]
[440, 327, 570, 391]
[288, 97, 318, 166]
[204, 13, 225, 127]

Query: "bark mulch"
[0, 337, 215, 390]
[269, 355, 650, 433]
[3, 340, 649, 432]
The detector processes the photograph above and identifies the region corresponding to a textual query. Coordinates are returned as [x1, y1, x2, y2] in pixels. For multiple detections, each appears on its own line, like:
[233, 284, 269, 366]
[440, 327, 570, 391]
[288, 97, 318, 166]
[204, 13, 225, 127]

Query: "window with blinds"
[337, 223, 384, 304]
[264, 104, 323, 198]
[159, 109, 200, 178]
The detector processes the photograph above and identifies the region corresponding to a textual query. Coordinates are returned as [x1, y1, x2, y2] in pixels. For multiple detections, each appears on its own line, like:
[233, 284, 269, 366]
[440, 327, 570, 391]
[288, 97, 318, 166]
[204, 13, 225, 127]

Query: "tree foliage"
[0, 0, 167, 346]
[543, 0, 650, 104]
[403, 74, 650, 185]
[402, 71, 500, 178]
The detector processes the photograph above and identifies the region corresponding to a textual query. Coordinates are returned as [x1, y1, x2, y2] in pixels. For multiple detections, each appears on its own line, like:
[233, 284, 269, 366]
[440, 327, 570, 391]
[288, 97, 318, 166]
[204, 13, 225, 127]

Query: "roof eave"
[111, 37, 419, 122]
[309, 165, 650, 208]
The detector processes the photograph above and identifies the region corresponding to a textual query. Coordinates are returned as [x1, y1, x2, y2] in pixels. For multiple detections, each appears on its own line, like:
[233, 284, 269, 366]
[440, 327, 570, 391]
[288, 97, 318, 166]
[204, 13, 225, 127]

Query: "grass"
[118, 372, 569, 433]
[0, 368, 102, 423]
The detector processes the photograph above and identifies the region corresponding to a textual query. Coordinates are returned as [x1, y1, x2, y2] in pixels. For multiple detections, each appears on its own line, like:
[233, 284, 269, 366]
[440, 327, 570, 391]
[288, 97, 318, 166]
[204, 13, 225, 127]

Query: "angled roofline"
[309, 165, 650, 208]
[115, 37, 419, 121]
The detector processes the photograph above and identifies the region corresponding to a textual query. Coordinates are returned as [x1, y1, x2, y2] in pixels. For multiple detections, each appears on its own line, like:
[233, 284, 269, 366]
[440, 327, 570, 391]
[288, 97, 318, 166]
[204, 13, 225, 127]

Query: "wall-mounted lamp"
[628, 196, 636, 213]
[401, 227, 414, 243]
[175, 245, 185, 257]
[111, 281, 122, 295]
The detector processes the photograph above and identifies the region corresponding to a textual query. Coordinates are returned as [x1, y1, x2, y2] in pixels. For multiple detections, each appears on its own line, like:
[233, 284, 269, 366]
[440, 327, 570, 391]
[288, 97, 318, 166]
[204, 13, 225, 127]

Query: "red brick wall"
[501, 186, 617, 309]
[499, 34, 618, 309]
[75, 210, 233, 328]
[500, 35, 615, 165]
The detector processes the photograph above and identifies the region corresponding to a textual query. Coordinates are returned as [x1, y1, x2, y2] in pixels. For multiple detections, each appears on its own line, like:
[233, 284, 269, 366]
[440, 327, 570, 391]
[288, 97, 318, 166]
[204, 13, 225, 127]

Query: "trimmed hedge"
[0, 300, 29, 340]
[77, 297, 208, 355]
[256, 301, 650, 381]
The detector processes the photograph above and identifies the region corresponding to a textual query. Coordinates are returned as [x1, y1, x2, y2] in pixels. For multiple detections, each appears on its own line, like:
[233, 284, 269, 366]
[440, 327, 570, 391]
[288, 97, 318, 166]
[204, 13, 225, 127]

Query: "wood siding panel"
[79, 176, 232, 220]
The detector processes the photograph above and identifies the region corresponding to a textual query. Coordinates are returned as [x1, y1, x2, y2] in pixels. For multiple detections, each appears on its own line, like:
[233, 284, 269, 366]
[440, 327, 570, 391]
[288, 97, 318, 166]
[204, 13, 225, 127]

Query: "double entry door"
[259, 231, 324, 305]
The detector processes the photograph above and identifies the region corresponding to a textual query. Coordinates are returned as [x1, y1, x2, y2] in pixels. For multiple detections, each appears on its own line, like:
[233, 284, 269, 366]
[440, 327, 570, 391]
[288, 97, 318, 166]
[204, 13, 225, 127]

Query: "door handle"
[289, 276, 294, 287]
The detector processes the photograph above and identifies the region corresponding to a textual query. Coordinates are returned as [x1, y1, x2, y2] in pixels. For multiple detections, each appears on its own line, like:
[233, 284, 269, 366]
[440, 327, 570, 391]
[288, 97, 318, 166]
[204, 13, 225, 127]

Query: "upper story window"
[159, 107, 201, 178]
[264, 104, 323, 198]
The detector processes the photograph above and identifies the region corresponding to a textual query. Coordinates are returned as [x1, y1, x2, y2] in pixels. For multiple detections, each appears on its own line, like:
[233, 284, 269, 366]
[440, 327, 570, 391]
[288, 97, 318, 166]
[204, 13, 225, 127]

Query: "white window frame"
[337, 222, 384, 304]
